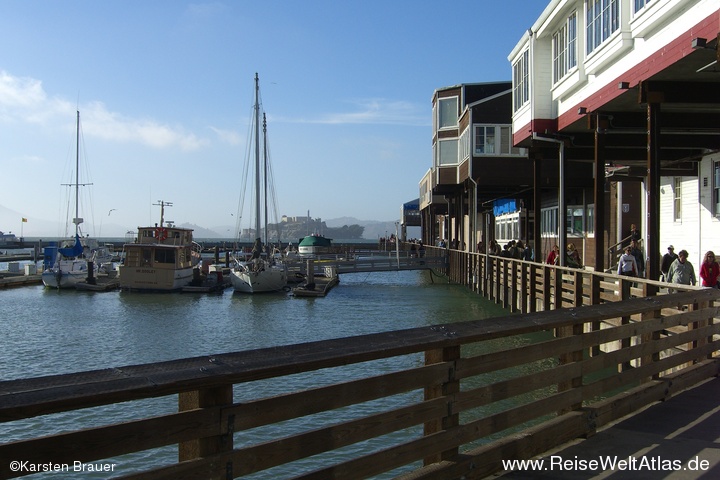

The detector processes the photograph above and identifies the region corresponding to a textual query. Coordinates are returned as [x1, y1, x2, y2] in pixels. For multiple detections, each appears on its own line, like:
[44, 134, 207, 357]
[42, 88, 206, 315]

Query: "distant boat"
[42, 111, 114, 289]
[298, 234, 333, 256]
[229, 74, 288, 293]
[118, 201, 202, 292]
[0, 231, 19, 247]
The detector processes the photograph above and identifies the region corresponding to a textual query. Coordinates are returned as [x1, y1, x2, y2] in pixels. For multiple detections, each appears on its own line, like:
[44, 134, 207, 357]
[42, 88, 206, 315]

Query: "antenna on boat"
[153, 200, 173, 228]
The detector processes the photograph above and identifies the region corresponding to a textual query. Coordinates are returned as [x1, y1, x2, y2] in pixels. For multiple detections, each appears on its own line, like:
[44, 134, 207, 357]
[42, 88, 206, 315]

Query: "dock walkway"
[497, 377, 720, 479]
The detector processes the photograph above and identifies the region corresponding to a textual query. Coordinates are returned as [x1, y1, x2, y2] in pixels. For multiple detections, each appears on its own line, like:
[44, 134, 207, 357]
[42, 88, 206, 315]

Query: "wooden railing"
[1, 251, 719, 479]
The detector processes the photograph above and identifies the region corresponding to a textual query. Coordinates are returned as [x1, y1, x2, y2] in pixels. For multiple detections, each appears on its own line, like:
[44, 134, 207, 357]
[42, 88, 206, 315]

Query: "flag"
[21, 218, 27, 222]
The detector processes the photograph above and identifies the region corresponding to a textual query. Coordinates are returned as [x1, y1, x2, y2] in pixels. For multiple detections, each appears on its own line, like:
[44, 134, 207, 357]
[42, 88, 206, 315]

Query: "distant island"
[245, 215, 364, 242]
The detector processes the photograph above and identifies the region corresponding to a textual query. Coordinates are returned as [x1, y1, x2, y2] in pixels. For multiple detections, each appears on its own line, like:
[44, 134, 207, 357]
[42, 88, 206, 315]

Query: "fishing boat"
[229, 73, 288, 293]
[298, 234, 333, 256]
[118, 201, 202, 292]
[42, 111, 115, 289]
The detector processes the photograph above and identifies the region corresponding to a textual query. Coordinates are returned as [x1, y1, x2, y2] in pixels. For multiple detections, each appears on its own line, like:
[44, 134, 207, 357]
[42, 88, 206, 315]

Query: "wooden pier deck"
[497, 377, 720, 479]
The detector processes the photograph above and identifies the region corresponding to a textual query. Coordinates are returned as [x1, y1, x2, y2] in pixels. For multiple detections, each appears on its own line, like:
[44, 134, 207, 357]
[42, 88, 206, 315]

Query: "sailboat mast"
[254, 73, 261, 242]
[74, 110, 80, 236]
[263, 113, 268, 245]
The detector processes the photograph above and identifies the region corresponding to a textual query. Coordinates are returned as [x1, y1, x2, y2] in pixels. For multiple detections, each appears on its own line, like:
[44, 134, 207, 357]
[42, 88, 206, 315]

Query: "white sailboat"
[230, 73, 288, 293]
[42, 111, 114, 289]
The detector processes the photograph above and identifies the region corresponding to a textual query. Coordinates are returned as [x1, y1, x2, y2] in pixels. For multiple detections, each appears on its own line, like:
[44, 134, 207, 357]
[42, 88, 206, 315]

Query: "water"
[1, 270, 509, 478]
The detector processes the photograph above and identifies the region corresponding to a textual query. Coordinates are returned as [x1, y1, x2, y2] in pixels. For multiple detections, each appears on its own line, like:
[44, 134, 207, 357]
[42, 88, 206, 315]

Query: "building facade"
[509, 0, 720, 274]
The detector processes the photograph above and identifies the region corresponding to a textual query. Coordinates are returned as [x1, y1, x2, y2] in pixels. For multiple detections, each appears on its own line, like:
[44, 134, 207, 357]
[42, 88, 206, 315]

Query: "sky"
[0, 0, 548, 238]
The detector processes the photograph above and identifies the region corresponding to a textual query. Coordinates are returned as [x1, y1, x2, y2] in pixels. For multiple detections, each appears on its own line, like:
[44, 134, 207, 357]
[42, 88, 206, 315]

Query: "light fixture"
[692, 37, 707, 49]
[578, 107, 587, 115]
[618, 82, 630, 89]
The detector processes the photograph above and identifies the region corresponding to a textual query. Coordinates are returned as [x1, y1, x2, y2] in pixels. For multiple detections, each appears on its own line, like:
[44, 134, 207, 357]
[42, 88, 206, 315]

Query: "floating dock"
[0, 273, 42, 289]
[292, 275, 339, 297]
[75, 277, 120, 292]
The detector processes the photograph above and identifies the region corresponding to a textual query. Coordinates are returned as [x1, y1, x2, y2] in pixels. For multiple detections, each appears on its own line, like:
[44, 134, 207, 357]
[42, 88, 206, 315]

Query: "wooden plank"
[0, 409, 219, 479]
[453, 361, 582, 412]
[394, 411, 589, 480]
[120, 397, 450, 480]
[224, 362, 451, 431]
[292, 389, 582, 480]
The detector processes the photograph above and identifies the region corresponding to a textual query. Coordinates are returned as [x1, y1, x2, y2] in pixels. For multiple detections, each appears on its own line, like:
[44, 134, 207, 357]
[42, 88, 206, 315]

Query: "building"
[419, 82, 533, 252]
[509, 0, 720, 274]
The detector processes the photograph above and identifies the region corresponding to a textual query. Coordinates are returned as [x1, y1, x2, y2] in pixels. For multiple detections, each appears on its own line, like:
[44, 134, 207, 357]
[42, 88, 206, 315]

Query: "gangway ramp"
[287, 253, 446, 276]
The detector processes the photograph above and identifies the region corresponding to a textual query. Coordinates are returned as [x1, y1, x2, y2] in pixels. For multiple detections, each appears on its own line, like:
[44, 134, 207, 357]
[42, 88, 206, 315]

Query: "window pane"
[439, 139, 458, 165]
[501, 127, 511, 154]
[439, 98, 457, 128]
[486, 127, 496, 154]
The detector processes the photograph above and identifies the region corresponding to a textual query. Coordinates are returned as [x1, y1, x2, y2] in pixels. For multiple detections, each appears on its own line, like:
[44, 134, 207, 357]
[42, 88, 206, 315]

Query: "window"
[155, 249, 176, 264]
[586, 0, 619, 54]
[714, 162, 720, 216]
[586, 204, 595, 235]
[460, 128, 471, 162]
[674, 177, 682, 221]
[553, 11, 577, 83]
[438, 97, 458, 129]
[438, 139, 458, 166]
[474, 125, 524, 156]
[567, 206, 584, 235]
[541, 207, 558, 237]
[633, 0, 653, 14]
[495, 212, 523, 243]
[513, 50, 529, 111]
[475, 126, 496, 154]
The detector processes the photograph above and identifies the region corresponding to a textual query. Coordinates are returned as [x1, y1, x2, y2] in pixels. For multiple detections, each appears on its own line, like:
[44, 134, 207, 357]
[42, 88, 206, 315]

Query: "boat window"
[142, 249, 152, 266]
[155, 249, 176, 264]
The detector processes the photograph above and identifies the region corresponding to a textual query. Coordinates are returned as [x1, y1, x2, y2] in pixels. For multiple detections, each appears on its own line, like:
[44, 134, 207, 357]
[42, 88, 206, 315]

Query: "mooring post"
[86, 261, 96, 285]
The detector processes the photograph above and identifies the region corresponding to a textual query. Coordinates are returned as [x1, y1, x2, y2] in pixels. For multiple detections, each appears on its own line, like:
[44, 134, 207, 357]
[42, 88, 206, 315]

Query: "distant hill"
[325, 217, 400, 240]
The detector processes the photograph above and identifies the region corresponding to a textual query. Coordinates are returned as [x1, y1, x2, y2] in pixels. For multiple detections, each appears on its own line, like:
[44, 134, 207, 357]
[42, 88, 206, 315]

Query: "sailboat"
[229, 73, 288, 293]
[42, 111, 114, 289]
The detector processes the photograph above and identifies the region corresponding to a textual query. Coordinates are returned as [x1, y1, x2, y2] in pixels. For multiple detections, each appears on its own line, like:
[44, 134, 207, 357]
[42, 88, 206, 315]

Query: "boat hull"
[230, 263, 288, 293]
[41, 268, 88, 289]
[118, 266, 194, 292]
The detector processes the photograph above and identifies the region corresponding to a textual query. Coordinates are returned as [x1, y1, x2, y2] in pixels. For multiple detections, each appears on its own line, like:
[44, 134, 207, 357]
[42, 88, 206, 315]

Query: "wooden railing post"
[424, 346, 460, 465]
[589, 274, 602, 357]
[528, 263, 537, 313]
[553, 267, 563, 310]
[542, 265, 552, 311]
[179, 385, 233, 477]
[620, 277, 633, 371]
[520, 262, 529, 313]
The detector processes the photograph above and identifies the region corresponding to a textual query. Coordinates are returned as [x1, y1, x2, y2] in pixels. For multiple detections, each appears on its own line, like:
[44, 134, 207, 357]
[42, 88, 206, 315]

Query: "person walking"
[629, 239, 645, 278]
[567, 243, 582, 268]
[617, 246, 638, 277]
[546, 245, 559, 265]
[667, 249, 696, 291]
[660, 245, 678, 281]
[699, 251, 720, 288]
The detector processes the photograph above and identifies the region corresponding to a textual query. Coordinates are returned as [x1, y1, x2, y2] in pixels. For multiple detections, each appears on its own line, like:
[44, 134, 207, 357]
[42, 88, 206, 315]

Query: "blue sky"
[0, 1, 547, 237]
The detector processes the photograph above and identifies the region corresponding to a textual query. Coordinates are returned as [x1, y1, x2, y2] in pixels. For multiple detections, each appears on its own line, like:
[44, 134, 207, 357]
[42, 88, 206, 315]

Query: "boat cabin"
[119, 225, 197, 291]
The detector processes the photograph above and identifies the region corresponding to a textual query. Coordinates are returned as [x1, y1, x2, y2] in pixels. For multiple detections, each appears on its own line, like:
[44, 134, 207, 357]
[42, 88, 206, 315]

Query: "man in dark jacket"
[661, 245, 678, 281]
[630, 239, 645, 278]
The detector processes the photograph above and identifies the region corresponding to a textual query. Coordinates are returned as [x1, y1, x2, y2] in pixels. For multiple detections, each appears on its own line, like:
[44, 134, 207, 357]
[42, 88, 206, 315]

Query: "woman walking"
[700, 251, 720, 288]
